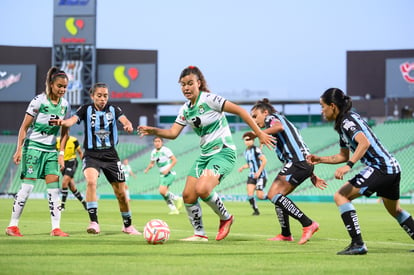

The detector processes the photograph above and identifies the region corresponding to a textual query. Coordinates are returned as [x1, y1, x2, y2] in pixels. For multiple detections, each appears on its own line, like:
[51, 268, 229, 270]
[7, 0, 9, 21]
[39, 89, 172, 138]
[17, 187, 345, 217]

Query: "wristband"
[346, 161, 354, 168]
[59, 151, 64, 156]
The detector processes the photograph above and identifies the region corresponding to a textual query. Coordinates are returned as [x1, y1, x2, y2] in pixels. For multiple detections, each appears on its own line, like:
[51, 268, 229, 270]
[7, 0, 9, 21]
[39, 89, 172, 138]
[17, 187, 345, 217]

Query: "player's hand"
[257, 131, 276, 150]
[306, 154, 321, 165]
[137, 126, 155, 137]
[58, 155, 65, 171]
[310, 174, 328, 190]
[13, 150, 22, 165]
[334, 165, 351, 180]
[123, 124, 133, 134]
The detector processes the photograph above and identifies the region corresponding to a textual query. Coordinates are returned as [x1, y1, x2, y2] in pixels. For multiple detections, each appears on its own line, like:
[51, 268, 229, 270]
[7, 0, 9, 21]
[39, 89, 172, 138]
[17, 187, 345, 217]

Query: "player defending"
[51, 82, 140, 235]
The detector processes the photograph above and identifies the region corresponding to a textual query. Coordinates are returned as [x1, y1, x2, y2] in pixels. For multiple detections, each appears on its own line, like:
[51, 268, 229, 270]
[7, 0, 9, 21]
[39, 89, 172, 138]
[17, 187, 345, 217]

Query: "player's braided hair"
[178, 65, 210, 93]
[321, 88, 352, 133]
[45, 66, 68, 97]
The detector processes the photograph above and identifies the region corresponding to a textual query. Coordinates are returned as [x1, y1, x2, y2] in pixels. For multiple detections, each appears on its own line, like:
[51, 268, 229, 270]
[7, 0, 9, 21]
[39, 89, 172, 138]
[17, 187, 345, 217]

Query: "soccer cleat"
[180, 235, 208, 242]
[216, 215, 234, 241]
[252, 209, 260, 216]
[168, 209, 180, 215]
[86, 221, 100, 234]
[6, 226, 23, 237]
[298, 221, 319, 244]
[337, 243, 368, 255]
[50, 228, 69, 237]
[122, 225, 142, 235]
[174, 197, 184, 210]
[267, 234, 294, 241]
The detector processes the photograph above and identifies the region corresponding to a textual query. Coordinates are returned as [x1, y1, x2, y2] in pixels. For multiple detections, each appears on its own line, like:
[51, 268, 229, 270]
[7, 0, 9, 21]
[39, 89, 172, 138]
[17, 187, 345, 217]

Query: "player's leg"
[382, 197, 414, 240]
[60, 174, 71, 210]
[335, 182, 367, 255]
[247, 182, 259, 215]
[159, 177, 178, 214]
[6, 182, 34, 236]
[6, 147, 38, 236]
[84, 166, 100, 234]
[111, 181, 141, 235]
[45, 153, 69, 237]
[69, 178, 87, 209]
[198, 149, 235, 241]
[180, 175, 208, 241]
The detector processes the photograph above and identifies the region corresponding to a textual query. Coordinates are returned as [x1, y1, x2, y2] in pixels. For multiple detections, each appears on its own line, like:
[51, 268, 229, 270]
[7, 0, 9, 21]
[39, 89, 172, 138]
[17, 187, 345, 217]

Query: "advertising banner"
[386, 57, 414, 98]
[0, 65, 36, 102]
[98, 64, 157, 101]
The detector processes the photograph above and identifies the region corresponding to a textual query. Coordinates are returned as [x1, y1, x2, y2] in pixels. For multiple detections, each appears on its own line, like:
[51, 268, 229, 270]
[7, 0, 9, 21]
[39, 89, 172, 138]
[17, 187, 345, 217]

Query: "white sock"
[9, 183, 34, 227]
[47, 188, 61, 230]
[167, 191, 178, 201]
[203, 192, 230, 220]
[185, 202, 205, 236]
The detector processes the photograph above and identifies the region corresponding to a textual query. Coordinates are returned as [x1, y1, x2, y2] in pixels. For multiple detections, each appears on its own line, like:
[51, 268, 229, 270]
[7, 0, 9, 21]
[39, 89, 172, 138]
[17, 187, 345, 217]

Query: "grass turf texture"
[0, 199, 413, 274]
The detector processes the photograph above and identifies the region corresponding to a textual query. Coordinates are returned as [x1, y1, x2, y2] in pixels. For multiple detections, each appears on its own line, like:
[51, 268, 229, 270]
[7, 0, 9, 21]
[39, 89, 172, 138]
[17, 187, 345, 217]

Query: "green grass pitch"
[0, 199, 413, 274]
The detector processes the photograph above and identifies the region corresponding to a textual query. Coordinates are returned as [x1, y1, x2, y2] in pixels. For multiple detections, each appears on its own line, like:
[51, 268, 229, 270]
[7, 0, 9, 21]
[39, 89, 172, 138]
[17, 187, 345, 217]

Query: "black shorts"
[349, 167, 400, 200]
[277, 161, 314, 186]
[247, 177, 267, 191]
[62, 159, 78, 178]
[83, 148, 125, 183]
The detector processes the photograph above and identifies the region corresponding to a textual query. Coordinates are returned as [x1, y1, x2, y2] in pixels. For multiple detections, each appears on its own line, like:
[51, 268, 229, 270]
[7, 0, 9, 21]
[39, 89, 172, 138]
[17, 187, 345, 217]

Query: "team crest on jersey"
[60, 107, 66, 115]
[198, 105, 205, 114]
[27, 166, 34, 174]
[342, 119, 357, 132]
[106, 112, 114, 122]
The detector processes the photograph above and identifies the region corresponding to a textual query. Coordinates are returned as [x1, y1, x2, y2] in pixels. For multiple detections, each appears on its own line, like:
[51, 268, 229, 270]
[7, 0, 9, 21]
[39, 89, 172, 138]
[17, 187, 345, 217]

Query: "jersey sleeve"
[205, 93, 226, 112]
[25, 94, 42, 117]
[255, 146, 263, 157]
[341, 115, 362, 141]
[63, 101, 72, 119]
[75, 105, 87, 124]
[264, 114, 279, 129]
[175, 104, 187, 126]
[163, 147, 174, 158]
[114, 105, 124, 120]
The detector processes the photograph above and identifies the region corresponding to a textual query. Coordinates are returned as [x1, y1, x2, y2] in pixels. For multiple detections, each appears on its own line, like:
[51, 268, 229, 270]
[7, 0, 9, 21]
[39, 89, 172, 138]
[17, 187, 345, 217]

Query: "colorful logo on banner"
[65, 17, 84, 36]
[400, 62, 414, 84]
[113, 66, 139, 88]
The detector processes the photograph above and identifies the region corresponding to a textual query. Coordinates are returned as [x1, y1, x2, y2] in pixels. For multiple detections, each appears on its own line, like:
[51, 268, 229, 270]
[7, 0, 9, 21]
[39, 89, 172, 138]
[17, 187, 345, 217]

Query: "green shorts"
[159, 171, 176, 187]
[21, 147, 60, 180]
[188, 147, 236, 181]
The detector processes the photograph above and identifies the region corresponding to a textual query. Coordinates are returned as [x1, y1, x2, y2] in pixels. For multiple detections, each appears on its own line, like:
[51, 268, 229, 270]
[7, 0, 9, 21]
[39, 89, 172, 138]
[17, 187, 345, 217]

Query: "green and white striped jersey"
[175, 92, 235, 156]
[150, 146, 174, 173]
[25, 93, 71, 152]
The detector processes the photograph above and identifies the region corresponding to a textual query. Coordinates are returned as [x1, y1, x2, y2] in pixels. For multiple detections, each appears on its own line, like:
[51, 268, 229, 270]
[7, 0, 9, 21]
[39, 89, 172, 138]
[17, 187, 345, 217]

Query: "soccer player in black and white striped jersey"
[250, 99, 327, 245]
[307, 88, 414, 255]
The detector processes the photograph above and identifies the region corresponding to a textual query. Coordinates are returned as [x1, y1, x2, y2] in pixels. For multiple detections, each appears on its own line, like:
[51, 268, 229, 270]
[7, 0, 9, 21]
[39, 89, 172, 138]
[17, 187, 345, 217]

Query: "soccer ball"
[143, 219, 170, 245]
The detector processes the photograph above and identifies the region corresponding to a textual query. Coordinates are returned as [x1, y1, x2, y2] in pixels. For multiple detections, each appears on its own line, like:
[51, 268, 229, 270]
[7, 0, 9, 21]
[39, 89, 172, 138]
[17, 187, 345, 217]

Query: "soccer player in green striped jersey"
[6, 67, 71, 237]
[138, 65, 274, 242]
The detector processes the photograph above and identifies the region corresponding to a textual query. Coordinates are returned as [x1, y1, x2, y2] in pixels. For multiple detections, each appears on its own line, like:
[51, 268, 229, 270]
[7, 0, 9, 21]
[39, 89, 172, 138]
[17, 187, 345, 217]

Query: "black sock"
[275, 205, 291, 236]
[122, 213, 132, 228]
[341, 210, 363, 245]
[61, 188, 69, 205]
[273, 194, 312, 227]
[72, 189, 84, 202]
[248, 197, 258, 211]
[88, 208, 99, 223]
[400, 215, 414, 240]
